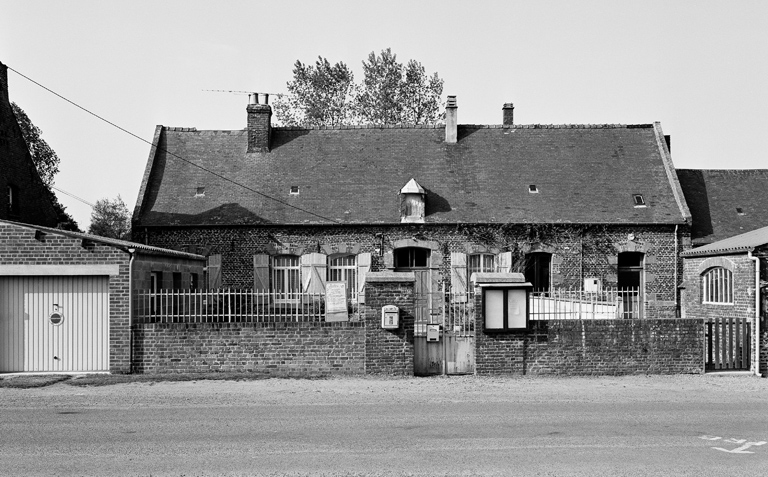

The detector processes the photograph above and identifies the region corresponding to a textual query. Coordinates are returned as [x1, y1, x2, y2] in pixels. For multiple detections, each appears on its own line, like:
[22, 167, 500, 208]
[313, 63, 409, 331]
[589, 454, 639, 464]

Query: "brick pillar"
[247, 103, 271, 153]
[363, 271, 415, 375]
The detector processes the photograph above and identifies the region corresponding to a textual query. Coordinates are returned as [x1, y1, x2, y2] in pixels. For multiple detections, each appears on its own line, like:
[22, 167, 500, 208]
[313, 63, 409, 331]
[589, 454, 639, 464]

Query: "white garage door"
[0, 276, 109, 372]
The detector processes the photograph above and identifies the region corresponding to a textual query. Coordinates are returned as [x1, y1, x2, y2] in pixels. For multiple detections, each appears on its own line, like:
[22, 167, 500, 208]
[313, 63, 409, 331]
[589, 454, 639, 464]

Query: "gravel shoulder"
[0, 373, 766, 409]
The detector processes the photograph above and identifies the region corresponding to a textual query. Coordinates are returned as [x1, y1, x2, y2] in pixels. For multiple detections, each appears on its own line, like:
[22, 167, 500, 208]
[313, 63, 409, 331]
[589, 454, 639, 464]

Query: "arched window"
[468, 253, 495, 281]
[702, 267, 733, 304]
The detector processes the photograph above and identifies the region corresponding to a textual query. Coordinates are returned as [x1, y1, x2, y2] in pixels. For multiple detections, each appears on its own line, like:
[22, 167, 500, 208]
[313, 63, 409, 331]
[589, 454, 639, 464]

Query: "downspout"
[748, 251, 760, 377]
[128, 248, 136, 373]
[674, 225, 679, 317]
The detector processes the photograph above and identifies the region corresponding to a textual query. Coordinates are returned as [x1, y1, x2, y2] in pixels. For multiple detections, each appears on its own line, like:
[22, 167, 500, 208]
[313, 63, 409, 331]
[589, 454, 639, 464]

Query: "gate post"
[363, 271, 416, 375]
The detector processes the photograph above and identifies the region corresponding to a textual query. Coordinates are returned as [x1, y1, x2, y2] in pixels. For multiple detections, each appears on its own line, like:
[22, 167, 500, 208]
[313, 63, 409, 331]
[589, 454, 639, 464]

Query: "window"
[632, 194, 646, 207]
[195, 187, 205, 197]
[702, 267, 733, 304]
[172, 272, 183, 290]
[468, 253, 495, 285]
[7, 184, 19, 216]
[328, 254, 357, 299]
[394, 247, 429, 268]
[290, 186, 300, 195]
[272, 255, 300, 301]
[190, 273, 199, 290]
[528, 185, 539, 193]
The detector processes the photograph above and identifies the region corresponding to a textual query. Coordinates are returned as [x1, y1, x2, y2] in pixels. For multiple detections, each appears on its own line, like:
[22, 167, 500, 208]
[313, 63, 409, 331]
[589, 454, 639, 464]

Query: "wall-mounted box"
[584, 277, 602, 292]
[472, 272, 532, 333]
[426, 324, 441, 342]
[381, 305, 400, 329]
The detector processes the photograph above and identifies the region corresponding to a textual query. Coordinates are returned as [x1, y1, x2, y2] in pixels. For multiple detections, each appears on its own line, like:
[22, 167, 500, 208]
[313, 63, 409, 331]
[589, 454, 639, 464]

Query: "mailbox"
[426, 324, 441, 342]
[381, 305, 400, 329]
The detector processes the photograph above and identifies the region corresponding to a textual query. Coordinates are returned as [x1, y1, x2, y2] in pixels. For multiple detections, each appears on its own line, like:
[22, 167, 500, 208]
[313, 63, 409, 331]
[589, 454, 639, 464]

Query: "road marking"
[699, 435, 767, 454]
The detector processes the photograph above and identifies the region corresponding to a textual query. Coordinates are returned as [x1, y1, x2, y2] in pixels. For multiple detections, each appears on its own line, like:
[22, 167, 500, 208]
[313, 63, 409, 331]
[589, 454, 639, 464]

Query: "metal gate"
[413, 284, 475, 376]
[705, 317, 751, 371]
[0, 276, 109, 373]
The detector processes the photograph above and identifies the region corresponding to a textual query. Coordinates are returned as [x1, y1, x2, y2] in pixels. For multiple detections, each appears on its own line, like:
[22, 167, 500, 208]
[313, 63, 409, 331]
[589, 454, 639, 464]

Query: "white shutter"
[300, 253, 327, 294]
[207, 254, 222, 289]
[496, 251, 513, 273]
[356, 252, 371, 304]
[450, 252, 468, 302]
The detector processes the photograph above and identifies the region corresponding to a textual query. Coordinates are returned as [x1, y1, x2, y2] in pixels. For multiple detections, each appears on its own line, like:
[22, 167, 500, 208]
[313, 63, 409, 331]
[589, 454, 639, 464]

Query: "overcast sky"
[2, 0, 766, 230]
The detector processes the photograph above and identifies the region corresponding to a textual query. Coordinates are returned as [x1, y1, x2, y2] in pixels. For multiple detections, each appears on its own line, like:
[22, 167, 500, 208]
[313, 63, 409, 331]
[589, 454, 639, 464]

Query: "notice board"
[325, 281, 349, 322]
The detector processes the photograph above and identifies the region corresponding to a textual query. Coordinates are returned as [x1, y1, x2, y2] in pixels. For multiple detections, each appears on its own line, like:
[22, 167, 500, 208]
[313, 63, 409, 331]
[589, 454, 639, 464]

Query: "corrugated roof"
[1, 220, 205, 260]
[134, 122, 689, 227]
[681, 224, 768, 257]
[677, 169, 768, 245]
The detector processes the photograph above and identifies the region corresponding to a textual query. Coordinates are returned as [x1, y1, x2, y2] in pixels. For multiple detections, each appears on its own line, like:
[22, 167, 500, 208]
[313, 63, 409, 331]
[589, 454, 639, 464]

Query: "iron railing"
[529, 288, 642, 320]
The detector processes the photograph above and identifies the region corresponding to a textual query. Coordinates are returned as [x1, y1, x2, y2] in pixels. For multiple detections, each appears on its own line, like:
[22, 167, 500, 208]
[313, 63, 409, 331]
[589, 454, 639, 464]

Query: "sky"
[1, 0, 766, 230]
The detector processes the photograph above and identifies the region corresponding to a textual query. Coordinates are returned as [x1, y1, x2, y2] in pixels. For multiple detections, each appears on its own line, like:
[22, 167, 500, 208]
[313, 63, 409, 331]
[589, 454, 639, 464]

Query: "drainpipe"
[674, 225, 679, 317]
[128, 248, 136, 373]
[748, 251, 760, 377]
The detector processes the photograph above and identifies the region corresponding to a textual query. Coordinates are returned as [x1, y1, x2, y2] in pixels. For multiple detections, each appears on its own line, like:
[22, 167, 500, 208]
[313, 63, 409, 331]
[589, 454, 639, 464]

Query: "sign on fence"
[325, 282, 349, 322]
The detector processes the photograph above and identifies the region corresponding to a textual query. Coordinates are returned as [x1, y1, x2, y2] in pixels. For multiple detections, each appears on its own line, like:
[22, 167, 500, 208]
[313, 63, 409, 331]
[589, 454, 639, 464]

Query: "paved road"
[0, 375, 767, 476]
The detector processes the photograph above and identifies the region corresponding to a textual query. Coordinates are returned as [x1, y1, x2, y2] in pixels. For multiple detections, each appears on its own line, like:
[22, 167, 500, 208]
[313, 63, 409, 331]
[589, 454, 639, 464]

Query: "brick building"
[132, 96, 692, 320]
[681, 225, 768, 376]
[0, 219, 205, 373]
[0, 60, 58, 227]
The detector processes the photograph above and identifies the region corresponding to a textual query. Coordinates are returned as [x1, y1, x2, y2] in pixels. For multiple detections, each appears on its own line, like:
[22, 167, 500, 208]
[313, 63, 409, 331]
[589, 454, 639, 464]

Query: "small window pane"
[485, 290, 505, 329]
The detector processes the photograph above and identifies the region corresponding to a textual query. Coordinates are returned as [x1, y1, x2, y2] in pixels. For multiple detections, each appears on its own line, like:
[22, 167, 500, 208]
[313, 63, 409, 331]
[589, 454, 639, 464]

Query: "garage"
[0, 275, 109, 372]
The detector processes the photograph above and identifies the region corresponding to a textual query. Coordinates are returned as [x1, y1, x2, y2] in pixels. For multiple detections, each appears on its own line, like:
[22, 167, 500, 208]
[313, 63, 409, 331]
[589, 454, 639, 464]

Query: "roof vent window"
[632, 194, 646, 207]
[736, 207, 745, 215]
[528, 185, 539, 194]
[195, 187, 205, 197]
[290, 186, 300, 195]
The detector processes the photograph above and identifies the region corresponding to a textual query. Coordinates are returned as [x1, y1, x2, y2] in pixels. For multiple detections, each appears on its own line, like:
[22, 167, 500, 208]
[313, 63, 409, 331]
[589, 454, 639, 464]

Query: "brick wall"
[363, 273, 416, 375]
[137, 222, 687, 319]
[475, 318, 704, 376]
[0, 63, 58, 226]
[131, 322, 365, 376]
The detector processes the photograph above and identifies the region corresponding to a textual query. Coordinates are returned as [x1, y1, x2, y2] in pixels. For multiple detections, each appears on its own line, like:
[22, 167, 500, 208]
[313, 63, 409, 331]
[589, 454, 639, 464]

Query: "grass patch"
[0, 375, 72, 389]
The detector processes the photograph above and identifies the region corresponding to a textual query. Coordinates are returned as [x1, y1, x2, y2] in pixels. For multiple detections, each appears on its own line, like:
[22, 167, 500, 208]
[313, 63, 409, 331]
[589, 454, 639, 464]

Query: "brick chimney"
[502, 103, 514, 126]
[247, 93, 271, 153]
[445, 95, 457, 143]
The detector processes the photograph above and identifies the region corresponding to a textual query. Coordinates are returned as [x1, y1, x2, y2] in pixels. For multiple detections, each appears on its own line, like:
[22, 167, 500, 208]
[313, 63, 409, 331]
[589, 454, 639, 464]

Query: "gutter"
[748, 251, 760, 377]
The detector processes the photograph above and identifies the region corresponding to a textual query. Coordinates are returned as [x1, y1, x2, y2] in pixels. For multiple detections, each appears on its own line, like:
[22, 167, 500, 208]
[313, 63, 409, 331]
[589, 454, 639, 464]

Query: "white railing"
[529, 288, 642, 320]
[134, 289, 362, 324]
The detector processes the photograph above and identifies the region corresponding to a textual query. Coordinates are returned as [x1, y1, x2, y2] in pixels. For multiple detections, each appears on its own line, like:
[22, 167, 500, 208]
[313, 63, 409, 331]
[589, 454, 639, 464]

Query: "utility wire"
[8, 66, 341, 225]
[51, 185, 96, 208]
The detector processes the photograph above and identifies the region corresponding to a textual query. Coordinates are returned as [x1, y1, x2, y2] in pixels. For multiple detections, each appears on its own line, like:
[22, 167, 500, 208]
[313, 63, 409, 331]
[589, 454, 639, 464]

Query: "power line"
[8, 66, 341, 225]
[51, 185, 96, 208]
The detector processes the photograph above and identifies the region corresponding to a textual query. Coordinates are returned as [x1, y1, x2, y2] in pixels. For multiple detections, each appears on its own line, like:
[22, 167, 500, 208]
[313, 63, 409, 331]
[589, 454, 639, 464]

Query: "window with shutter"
[273, 255, 300, 303]
[495, 252, 513, 273]
[328, 254, 355, 299]
[301, 252, 328, 295]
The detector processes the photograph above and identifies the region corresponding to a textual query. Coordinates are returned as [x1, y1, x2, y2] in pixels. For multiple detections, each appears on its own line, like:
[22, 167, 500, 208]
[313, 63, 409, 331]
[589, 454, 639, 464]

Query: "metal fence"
[529, 288, 642, 320]
[134, 289, 362, 324]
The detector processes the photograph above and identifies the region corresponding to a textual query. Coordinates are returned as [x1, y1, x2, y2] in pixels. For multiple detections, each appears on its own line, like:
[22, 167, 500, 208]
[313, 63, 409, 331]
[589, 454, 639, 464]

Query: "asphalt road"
[0, 374, 767, 476]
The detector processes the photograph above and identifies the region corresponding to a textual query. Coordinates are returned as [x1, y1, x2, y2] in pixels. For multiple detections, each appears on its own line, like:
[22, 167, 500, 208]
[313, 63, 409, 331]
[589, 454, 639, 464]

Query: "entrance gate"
[705, 317, 751, 371]
[413, 284, 475, 376]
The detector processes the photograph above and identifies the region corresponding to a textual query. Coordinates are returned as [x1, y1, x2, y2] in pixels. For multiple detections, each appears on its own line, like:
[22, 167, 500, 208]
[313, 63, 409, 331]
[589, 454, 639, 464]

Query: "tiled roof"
[1, 219, 205, 260]
[134, 122, 689, 227]
[681, 224, 768, 257]
[676, 169, 768, 245]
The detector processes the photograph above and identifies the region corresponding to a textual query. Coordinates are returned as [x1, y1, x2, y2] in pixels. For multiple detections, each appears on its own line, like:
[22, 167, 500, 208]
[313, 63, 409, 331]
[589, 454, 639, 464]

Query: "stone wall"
[131, 322, 365, 376]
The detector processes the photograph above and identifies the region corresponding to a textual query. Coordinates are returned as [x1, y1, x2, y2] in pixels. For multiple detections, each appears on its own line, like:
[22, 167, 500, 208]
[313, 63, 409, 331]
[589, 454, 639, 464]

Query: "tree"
[11, 102, 80, 231]
[272, 57, 357, 127]
[273, 49, 444, 127]
[88, 195, 131, 240]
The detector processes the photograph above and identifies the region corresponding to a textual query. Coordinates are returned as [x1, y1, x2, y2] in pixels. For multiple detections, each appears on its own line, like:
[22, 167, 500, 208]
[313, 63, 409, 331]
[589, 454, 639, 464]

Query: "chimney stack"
[247, 93, 271, 153]
[445, 95, 457, 143]
[502, 103, 514, 126]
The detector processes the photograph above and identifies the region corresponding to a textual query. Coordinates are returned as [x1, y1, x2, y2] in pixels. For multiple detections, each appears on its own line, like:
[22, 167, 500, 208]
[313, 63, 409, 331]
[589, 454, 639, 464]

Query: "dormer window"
[290, 186, 300, 195]
[194, 187, 205, 197]
[528, 185, 539, 194]
[632, 194, 646, 207]
[399, 178, 425, 224]
[736, 207, 745, 216]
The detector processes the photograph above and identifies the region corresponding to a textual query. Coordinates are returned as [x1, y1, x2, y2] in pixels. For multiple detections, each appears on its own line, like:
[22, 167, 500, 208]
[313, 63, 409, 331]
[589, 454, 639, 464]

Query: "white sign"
[325, 282, 349, 322]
